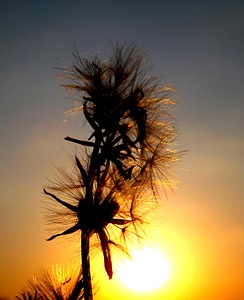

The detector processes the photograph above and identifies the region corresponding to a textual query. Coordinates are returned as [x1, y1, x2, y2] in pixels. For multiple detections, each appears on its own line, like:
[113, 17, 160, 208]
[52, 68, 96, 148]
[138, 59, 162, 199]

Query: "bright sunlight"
[116, 246, 170, 292]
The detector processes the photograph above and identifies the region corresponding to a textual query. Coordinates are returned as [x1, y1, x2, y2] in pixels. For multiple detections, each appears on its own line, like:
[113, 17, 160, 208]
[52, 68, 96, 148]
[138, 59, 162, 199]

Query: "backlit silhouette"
[17, 44, 178, 300]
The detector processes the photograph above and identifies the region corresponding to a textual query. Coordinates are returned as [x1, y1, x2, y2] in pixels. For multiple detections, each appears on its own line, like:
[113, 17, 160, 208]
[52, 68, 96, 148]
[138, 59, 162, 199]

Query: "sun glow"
[116, 246, 170, 292]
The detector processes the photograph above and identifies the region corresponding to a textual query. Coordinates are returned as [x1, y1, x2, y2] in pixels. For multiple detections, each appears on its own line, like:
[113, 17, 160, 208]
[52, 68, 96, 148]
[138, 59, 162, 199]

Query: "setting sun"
[116, 246, 170, 292]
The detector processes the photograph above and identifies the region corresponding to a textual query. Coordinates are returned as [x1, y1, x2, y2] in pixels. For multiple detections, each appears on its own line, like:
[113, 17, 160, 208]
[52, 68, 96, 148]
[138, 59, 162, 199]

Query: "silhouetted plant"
[16, 291, 41, 300]
[16, 265, 84, 300]
[43, 43, 178, 300]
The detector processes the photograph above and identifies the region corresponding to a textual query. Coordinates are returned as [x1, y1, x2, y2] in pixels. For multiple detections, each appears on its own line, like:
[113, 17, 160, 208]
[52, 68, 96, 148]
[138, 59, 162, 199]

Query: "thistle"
[16, 264, 84, 300]
[43, 43, 178, 300]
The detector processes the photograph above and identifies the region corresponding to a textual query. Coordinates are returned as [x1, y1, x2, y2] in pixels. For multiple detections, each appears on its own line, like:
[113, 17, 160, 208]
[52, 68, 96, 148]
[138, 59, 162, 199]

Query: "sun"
[116, 246, 170, 292]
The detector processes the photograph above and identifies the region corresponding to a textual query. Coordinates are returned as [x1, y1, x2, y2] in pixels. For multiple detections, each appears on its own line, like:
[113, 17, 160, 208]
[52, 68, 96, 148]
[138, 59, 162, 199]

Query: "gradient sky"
[0, 1, 244, 299]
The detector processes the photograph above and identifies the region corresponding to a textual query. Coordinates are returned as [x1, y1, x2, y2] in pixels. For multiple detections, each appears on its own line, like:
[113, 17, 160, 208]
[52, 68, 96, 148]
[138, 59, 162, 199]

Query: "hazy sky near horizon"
[0, 1, 244, 299]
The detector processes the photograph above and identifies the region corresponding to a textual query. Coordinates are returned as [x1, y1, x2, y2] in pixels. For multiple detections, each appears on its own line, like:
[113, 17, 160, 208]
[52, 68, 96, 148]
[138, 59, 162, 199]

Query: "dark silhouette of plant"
[16, 265, 84, 300]
[43, 43, 178, 300]
[16, 291, 42, 300]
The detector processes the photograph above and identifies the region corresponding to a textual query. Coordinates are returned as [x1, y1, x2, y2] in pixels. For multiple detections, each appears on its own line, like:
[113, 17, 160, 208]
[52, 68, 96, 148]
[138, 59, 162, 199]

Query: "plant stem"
[81, 230, 92, 300]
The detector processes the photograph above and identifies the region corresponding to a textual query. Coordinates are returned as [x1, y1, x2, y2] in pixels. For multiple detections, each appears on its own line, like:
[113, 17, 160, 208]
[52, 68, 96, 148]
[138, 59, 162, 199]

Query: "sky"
[0, 0, 244, 299]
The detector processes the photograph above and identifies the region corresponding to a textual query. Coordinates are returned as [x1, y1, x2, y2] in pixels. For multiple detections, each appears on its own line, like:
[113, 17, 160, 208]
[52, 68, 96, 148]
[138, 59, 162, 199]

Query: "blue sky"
[0, 1, 244, 299]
